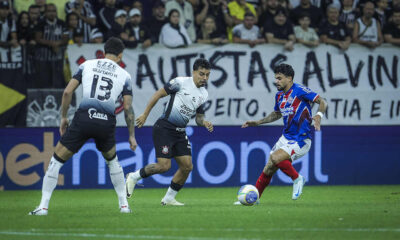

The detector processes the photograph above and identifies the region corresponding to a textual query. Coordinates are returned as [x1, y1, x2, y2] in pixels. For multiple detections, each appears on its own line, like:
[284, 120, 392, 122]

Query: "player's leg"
[161, 155, 192, 206]
[29, 142, 73, 215]
[101, 146, 131, 213]
[255, 157, 278, 199]
[126, 157, 171, 198]
[127, 123, 173, 198]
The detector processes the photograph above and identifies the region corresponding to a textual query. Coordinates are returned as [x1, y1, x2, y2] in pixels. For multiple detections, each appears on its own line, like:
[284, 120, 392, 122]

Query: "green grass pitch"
[0, 186, 399, 240]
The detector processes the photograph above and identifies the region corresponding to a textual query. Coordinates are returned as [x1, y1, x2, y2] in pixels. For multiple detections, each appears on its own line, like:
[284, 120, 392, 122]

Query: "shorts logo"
[88, 108, 108, 120]
[161, 145, 169, 155]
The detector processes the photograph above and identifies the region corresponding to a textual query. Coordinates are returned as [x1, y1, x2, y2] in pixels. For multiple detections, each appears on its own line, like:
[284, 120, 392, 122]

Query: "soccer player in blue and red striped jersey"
[242, 64, 327, 201]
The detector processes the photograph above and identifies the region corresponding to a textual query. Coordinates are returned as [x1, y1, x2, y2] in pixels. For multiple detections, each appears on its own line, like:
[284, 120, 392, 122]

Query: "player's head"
[274, 64, 294, 91]
[192, 58, 211, 88]
[104, 37, 125, 62]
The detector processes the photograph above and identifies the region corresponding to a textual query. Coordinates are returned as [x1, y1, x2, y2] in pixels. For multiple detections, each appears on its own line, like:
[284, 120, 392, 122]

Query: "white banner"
[67, 43, 400, 126]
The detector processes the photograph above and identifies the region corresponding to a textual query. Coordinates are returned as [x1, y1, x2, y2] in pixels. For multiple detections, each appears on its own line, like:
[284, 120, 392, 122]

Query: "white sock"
[39, 156, 63, 209]
[107, 156, 128, 207]
[131, 169, 142, 181]
[163, 187, 178, 200]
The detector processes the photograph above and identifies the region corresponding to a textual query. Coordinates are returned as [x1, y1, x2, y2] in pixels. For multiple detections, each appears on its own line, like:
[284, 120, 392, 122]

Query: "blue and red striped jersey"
[274, 83, 319, 147]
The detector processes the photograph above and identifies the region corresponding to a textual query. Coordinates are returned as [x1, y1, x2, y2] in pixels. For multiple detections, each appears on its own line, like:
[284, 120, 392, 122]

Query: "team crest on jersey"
[88, 108, 108, 120]
[287, 96, 294, 104]
[161, 145, 169, 154]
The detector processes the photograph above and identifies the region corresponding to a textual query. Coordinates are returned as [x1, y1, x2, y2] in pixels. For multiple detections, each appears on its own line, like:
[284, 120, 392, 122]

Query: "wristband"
[316, 112, 324, 118]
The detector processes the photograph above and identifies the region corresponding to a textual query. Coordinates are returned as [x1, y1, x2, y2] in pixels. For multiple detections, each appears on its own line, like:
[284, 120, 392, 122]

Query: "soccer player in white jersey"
[239, 64, 327, 203]
[126, 58, 214, 206]
[29, 37, 137, 215]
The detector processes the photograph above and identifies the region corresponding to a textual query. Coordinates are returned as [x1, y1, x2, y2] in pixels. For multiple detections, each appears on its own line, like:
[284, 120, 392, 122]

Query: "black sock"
[139, 168, 149, 178]
[170, 181, 183, 192]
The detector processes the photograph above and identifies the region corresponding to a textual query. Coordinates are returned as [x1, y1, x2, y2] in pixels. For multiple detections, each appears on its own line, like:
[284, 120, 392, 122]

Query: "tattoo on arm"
[315, 96, 327, 114]
[195, 114, 205, 126]
[124, 105, 135, 136]
[259, 111, 282, 125]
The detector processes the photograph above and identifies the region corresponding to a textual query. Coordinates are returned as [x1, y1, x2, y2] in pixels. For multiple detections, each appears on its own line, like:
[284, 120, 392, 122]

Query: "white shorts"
[270, 135, 311, 161]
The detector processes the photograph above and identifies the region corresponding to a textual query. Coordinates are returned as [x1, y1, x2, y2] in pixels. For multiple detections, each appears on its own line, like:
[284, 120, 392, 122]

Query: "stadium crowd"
[0, 0, 399, 88]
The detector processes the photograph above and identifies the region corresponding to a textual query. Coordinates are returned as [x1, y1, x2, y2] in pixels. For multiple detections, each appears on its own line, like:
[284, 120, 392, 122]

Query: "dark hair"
[168, 9, 179, 20]
[274, 64, 294, 79]
[45, 3, 57, 11]
[275, 6, 288, 17]
[17, 11, 29, 27]
[193, 58, 211, 71]
[66, 12, 79, 24]
[28, 4, 40, 11]
[104, 37, 125, 56]
[244, 12, 255, 18]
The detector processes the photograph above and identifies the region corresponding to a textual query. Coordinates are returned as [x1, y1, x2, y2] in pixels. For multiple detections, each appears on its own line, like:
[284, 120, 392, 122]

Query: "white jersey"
[162, 77, 208, 128]
[357, 18, 379, 42]
[72, 58, 132, 115]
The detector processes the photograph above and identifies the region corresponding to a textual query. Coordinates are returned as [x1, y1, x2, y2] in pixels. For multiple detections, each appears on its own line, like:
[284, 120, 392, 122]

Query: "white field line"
[0, 231, 262, 240]
[10, 227, 400, 233]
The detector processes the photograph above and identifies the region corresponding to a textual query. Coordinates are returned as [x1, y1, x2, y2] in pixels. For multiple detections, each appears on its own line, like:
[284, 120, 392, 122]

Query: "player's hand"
[241, 120, 259, 128]
[129, 136, 138, 151]
[136, 114, 147, 128]
[59, 118, 69, 136]
[312, 115, 321, 131]
[203, 120, 213, 132]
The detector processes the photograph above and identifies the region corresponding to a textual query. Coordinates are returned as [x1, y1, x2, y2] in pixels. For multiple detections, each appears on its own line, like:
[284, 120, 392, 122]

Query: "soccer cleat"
[120, 205, 132, 213]
[292, 175, 306, 200]
[126, 172, 138, 199]
[29, 207, 48, 216]
[161, 198, 184, 206]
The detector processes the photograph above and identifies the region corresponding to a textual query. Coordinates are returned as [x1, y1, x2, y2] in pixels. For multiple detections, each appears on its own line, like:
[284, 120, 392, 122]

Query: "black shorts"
[153, 119, 191, 158]
[60, 109, 116, 153]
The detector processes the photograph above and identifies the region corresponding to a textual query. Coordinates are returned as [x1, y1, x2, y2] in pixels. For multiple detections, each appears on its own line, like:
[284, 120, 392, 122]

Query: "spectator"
[383, 7, 400, 46]
[353, 1, 383, 49]
[294, 12, 319, 47]
[265, 7, 295, 51]
[128, 8, 152, 48]
[258, 0, 279, 29]
[159, 9, 192, 48]
[28, 5, 41, 26]
[89, 27, 104, 43]
[319, 4, 351, 50]
[374, 0, 389, 27]
[0, 1, 18, 48]
[107, 9, 137, 48]
[165, 0, 196, 42]
[278, 0, 289, 9]
[195, 0, 233, 38]
[233, 12, 264, 47]
[72, 28, 84, 46]
[65, 0, 96, 43]
[35, 0, 46, 18]
[228, 0, 258, 25]
[66, 12, 79, 43]
[290, 0, 323, 28]
[197, 15, 228, 44]
[98, 0, 117, 36]
[34, 3, 69, 88]
[17, 11, 34, 46]
[145, 1, 167, 43]
[339, 0, 358, 33]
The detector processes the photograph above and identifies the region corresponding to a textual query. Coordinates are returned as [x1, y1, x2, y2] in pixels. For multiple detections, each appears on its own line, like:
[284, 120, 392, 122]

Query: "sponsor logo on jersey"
[88, 108, 108, 120]
[280, 107, 294, 116]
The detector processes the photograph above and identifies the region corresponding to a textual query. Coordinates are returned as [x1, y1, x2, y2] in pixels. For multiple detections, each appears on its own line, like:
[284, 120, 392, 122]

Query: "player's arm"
[195, 113, 213, 132]
[136, 88, 168, 128]
[59, 78, 80, 136]
[123, 95, 137, 151]
[242, 111, 282, 128]
[312, 95, 327, 131]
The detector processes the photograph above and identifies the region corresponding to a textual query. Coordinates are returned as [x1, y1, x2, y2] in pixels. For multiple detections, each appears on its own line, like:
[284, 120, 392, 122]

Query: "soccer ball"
[237, 184, 259, 206]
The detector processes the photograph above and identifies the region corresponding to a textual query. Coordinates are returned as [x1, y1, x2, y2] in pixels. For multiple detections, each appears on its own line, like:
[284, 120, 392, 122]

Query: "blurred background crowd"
[0, 0, 399, 89]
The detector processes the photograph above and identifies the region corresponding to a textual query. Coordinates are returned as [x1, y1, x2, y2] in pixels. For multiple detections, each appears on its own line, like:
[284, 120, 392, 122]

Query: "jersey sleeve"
[122, 74, 133, 96]
[164, 78, 182, 94]
[72, 62, 85, 83]
[298, 85, 319, 102]
[196, 103, 206, 114]
[274, 92, 280, 112]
